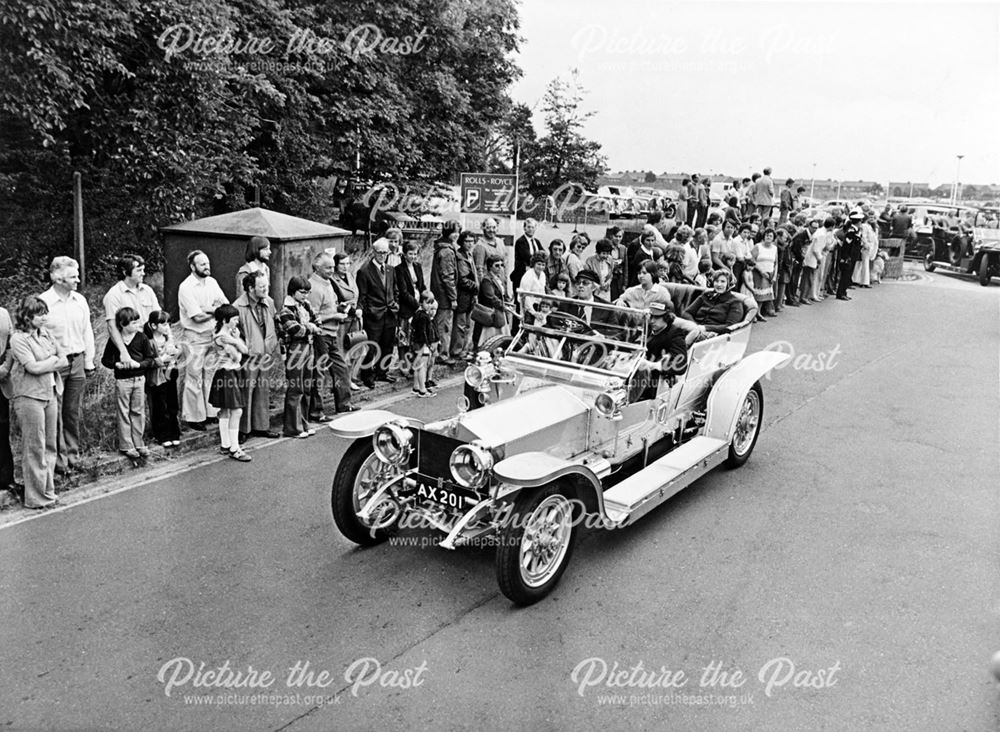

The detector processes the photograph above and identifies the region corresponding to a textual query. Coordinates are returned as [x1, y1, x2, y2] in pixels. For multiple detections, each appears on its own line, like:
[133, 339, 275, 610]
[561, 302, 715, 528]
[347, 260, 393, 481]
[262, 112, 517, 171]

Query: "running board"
[602, 436, 728, 525]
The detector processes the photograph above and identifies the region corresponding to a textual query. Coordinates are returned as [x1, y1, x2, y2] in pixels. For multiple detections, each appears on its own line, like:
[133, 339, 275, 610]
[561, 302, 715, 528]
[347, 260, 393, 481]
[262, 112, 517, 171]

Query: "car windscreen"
[510, 293, 648, 377]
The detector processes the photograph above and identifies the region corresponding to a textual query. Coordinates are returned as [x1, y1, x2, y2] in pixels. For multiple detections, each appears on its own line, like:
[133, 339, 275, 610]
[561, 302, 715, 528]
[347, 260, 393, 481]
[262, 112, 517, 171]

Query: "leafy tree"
[520, 69, 607, 197]
[867, 182, 884, 196]
[644, 171, 657, 183]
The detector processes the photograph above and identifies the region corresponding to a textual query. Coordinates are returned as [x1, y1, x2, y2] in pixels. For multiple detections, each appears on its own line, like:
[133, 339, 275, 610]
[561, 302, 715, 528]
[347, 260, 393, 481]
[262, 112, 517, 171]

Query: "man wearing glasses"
[356, 240, 399, 387]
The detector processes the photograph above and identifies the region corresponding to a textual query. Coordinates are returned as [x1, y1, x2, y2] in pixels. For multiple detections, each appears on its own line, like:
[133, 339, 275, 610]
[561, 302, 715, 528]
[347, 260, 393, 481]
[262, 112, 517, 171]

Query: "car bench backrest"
[663, 282, 757, 328]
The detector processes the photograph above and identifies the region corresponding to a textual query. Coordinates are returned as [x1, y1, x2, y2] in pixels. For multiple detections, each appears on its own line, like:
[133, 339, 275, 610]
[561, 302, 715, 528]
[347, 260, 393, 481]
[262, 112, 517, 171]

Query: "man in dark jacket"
[836, 211, 865, 300]
[564, 269, 621, 337]
[430, 232, 458, 365]
[779, 178, 796, 223]
[511, 218, 543, 297]
[452, 232, 479, 358]
[632, 300, 688, 401]
[356, 239, 399, 386]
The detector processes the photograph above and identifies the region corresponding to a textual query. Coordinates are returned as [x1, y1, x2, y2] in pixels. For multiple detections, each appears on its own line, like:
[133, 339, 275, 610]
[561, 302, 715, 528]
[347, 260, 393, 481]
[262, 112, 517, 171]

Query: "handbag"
[471, 302, 495, 326]
[343, 318, 367, 352]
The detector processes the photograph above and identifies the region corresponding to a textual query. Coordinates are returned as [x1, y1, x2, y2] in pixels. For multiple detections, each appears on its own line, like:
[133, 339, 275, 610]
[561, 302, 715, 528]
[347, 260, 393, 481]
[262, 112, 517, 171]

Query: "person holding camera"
[307, 252, 357, 416]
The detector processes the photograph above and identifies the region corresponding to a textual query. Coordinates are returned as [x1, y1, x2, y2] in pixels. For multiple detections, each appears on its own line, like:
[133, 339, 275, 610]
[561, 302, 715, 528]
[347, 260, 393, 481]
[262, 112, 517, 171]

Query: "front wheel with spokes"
[331, 439, 400, 546]
[496, 484, 577, 606]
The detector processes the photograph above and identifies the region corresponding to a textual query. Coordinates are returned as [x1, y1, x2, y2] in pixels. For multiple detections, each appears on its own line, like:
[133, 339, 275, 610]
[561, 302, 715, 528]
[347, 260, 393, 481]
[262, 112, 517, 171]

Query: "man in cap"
[835, 210, 865, 300]
[356, 238, 399, 387]
[632, 300, 688, 401]
[565, 269, 620, 337]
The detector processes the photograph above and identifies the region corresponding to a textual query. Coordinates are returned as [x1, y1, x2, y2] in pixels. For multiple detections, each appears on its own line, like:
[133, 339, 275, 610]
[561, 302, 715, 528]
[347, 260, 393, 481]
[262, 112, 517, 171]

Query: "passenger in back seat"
[683, 270, 744, 340]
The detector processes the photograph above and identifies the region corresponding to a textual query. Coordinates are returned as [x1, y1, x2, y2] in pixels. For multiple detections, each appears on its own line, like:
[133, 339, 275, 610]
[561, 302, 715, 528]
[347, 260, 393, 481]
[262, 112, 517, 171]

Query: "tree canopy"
[0, 0, 525, 290]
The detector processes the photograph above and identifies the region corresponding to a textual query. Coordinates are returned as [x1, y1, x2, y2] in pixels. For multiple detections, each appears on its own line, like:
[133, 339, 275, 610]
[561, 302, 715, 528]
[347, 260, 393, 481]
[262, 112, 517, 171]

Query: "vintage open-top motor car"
[328, 288, 789, 605]
[923, 206, 1000, 286]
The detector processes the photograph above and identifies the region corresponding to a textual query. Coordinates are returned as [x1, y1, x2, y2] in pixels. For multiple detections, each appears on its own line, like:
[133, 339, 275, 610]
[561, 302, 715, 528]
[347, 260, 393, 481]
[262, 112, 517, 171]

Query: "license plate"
[415, 480, 478, 510]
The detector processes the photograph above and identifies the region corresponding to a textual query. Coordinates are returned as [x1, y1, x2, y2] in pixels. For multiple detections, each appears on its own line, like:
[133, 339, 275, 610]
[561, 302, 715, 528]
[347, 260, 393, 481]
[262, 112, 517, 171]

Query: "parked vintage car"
[924, 207, 1000, 286]
[328, 288, 789, 605]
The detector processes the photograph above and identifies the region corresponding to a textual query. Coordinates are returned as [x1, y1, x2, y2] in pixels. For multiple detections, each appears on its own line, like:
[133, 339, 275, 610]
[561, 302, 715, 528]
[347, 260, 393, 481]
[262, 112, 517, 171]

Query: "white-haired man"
[472, 217, 507, 281]
[39, 256, 94, 473]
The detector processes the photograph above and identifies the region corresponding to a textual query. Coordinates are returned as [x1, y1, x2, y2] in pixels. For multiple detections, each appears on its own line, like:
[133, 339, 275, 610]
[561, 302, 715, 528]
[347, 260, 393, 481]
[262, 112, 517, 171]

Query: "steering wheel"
[546, 310, 597, 336]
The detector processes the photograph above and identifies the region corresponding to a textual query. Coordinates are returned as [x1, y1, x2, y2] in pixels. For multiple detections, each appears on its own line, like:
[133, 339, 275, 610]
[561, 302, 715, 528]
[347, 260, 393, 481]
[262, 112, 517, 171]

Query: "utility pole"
[953, 154, 964, 205]
[73, 172, 85, 287]
[810, 163, 816, 201]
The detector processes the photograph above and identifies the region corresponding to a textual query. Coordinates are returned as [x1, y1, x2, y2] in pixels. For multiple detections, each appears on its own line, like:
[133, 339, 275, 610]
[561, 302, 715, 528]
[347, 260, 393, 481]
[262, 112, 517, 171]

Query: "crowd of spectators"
[0, 170, 903, 508]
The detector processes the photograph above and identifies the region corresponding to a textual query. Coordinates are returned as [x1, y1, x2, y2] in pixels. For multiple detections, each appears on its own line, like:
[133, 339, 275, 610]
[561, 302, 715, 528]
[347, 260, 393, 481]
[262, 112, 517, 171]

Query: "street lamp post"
[953, 154, 964, 205]
[810, 163, 816, 202]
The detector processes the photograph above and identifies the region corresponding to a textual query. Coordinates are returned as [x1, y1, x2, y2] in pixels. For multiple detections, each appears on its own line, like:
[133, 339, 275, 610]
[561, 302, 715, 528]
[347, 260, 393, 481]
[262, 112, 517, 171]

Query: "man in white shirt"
[177, 250, 228, 429]
[103, 254, 160, 367]
[40, 256, 94, 473]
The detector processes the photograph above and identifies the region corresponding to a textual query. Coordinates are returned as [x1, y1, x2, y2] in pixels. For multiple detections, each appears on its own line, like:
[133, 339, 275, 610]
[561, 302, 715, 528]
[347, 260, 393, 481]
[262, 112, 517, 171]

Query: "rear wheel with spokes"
[726, 381, 763, 468]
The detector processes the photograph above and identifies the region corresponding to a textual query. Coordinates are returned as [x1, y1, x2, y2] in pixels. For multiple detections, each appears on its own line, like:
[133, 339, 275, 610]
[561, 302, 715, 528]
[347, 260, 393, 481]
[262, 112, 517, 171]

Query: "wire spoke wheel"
[726, 382, 764, 468]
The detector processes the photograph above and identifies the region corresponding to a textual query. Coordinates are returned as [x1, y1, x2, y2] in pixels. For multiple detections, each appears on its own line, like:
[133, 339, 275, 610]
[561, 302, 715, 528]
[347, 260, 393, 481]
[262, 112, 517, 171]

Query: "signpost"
[459, 172, 517, 281]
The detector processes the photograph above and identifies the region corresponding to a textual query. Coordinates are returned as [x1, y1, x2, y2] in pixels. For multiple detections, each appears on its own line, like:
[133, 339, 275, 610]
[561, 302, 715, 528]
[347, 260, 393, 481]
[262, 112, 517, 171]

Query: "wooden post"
[73, 172, 85, 287]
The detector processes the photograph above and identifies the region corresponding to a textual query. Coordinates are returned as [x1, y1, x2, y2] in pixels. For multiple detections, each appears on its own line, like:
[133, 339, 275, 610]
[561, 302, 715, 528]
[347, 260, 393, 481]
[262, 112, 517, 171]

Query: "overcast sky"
[510, 0, 1000, 186]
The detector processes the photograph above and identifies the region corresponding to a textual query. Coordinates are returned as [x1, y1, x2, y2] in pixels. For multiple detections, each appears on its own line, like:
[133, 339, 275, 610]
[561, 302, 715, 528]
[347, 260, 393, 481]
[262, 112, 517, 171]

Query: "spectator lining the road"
[279, 276, 320, 439]
[39, 256, 94, 475]
[100, 307, 156, 461]
[209, 304, 250, 461]
[233, 271, 282, 438]
[144, 311, 182, 448]
[102, 254, 160, 371]
[236, 235, 271, 294]
[410, 291, 440, 398]
[177, 250, 228, 431]
[452, 231, 479, 359]
[9, 296, 66, 509]
[0, 306, 15, 494]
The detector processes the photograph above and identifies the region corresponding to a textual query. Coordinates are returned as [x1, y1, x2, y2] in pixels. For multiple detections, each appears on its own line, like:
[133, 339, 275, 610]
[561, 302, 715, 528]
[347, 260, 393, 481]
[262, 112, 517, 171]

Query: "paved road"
[2, 269, 998, 731]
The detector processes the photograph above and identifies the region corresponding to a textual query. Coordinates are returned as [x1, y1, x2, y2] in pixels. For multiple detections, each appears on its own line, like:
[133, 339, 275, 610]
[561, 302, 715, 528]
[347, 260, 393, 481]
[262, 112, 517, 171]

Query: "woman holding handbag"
[471, 254, 510, 348]
[331, 251, 365, 391]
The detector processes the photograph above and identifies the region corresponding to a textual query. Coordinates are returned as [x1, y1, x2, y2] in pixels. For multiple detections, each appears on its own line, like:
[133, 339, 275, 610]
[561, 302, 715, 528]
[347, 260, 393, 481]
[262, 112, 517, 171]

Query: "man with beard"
[236, 235, 271, 294]
[178, 250, 228, 429]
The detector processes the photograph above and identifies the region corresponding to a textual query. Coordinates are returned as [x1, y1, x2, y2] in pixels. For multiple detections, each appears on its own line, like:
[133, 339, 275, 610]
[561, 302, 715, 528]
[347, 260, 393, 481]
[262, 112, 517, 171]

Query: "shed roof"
[161, 207, 350, 241]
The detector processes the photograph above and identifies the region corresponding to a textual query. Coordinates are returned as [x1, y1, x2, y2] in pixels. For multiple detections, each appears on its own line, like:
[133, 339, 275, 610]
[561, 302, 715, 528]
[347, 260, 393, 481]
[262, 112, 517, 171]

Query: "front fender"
[703, 351, 790, 443]
[328, 409, 423, 439]
[492, 451, 613, 520]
